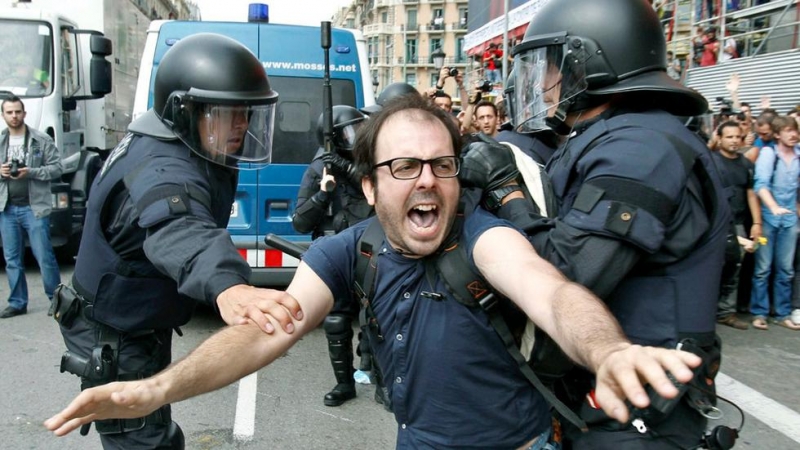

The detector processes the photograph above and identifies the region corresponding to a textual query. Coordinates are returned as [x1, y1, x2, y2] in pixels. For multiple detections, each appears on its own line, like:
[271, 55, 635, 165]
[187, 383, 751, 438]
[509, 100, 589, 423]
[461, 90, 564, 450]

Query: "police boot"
[323, 315, 356, 407]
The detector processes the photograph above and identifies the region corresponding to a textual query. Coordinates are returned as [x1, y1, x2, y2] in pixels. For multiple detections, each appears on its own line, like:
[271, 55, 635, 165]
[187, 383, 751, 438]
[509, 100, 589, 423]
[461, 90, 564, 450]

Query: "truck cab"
[0, 4, 113, 254]
[133, 18, 374, 286]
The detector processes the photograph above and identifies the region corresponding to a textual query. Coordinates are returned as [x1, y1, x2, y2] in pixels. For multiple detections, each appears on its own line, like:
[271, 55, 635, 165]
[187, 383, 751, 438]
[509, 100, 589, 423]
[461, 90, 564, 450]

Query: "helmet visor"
[512, 43, 588, 133]
[334, 121, 365, 151]
[177, 102, 276, 169]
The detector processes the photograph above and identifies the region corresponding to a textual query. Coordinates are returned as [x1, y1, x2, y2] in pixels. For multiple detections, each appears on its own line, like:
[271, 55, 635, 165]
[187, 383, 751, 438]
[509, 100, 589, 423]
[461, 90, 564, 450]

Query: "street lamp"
[372, 75, 379, 95]
[431, 47, 446, 71]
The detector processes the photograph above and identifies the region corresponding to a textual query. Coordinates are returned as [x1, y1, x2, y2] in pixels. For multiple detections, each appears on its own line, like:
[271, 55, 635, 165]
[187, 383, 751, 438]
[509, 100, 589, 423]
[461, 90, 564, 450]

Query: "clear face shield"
[169, 97, 276, 170]
[334, 120, 365, 152]
[198, 104, 275, 168]
[512, 35, 589, 133]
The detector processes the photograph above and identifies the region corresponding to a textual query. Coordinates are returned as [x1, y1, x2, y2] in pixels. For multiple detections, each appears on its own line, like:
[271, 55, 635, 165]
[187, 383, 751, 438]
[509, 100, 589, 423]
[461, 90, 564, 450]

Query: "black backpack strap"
[353, 219, 386, 343]
[439, 242, 589, 432]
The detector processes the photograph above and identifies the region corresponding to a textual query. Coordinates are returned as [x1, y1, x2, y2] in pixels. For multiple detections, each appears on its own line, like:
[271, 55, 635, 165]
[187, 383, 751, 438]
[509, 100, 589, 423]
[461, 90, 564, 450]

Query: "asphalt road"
[0, 262, 798, 449]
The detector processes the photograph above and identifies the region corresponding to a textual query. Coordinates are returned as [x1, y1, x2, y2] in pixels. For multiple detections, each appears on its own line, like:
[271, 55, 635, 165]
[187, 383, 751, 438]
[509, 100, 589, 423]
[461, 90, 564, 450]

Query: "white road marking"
[717, 372, 800, 443]
[233, 373, 258, 442]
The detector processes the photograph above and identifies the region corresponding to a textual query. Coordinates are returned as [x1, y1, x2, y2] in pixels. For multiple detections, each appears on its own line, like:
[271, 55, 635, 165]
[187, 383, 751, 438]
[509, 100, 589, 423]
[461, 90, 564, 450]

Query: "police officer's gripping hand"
[459, 134, 519, 192]
[216, 285, 304, 334]
[320, 152, 360, 187]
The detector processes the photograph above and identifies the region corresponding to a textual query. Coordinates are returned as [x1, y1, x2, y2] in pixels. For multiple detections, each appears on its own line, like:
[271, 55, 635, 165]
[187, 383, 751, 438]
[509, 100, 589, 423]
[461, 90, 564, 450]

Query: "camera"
[9, 158, 25, 177]
[447, 67, 458, 77]
[715, 97, 736, 115]
[478, 80, 493, 93]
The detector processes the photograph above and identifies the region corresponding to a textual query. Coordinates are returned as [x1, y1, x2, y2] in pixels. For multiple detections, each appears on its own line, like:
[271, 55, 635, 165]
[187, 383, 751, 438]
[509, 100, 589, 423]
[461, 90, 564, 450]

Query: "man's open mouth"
[408, 204, 439, 230]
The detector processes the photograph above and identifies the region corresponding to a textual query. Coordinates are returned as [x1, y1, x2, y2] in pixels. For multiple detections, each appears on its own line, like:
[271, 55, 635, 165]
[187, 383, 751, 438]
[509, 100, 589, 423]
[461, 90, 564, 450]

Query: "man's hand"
[216, 285, 303, 333]
[459, 135, 519, 191]
[438, 66, 450, 86]
[0, 163, 9, 178]
[592, 345, 702, 423]
[744, 132, 755, 147]
[320, 167, 336, 192]
[12, 166, 29, 179]
[726, 73, 740, 93]
[771, 206, 792, 216]
[44, 380, 162, 437]
[760, 96, 771, 110]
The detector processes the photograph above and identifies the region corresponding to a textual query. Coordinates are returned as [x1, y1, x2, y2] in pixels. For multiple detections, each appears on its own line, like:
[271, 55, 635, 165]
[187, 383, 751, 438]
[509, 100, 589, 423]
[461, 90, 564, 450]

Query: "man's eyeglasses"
[372, 156, 460, 180]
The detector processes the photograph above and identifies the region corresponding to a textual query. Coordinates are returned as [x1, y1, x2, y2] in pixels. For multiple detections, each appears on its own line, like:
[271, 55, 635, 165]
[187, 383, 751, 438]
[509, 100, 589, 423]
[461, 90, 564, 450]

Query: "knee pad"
[323, 315, 353, 341]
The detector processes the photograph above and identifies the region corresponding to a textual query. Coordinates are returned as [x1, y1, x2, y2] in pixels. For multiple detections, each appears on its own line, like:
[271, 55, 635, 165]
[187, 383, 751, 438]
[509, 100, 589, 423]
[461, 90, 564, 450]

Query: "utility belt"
[52, 283, 172, 435]
[70, 272, 193, 332]
[566, 334, 734, 449]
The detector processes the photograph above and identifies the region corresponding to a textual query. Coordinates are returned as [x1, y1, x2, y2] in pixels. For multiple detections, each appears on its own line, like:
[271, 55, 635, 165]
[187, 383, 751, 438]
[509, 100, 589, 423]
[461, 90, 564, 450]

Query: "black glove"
[320, 152, 360, 187]
[459, 134, 519, 192]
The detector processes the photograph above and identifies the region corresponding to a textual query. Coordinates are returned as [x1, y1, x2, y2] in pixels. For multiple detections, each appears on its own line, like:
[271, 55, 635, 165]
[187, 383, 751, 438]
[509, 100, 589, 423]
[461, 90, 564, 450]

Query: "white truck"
[0, 0, 150, 257]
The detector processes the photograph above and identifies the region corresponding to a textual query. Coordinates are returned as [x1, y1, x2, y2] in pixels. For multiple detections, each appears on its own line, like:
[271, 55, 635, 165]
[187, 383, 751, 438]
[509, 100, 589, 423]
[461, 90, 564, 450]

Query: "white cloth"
[500, 141, 550, 358]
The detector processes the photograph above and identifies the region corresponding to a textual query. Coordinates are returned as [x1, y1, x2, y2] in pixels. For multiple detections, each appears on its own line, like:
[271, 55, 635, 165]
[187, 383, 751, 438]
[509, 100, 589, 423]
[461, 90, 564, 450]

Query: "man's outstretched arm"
[44, 263, 333, 436]
[473, 226, 701, 423]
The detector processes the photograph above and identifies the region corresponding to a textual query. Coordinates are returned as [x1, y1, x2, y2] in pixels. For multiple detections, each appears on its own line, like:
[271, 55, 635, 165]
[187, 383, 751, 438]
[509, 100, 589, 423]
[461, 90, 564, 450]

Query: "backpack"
[351, 144, 588, 431]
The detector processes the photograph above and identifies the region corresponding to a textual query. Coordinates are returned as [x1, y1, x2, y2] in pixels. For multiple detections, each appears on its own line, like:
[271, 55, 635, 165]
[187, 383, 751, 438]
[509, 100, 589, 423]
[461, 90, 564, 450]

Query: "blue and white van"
[132, 16, 374, 286]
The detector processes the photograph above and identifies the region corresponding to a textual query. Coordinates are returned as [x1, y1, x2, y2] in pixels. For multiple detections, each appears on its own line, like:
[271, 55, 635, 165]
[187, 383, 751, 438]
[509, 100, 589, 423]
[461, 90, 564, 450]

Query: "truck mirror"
[90, 57, 112, 97]
[89, 35, 112, 97]
[90, 35, 112, 57]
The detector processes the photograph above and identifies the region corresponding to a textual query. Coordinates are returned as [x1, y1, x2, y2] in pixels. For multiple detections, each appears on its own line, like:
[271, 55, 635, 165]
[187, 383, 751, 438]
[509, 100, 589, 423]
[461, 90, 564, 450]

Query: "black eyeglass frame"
[372, 156, 461, 180]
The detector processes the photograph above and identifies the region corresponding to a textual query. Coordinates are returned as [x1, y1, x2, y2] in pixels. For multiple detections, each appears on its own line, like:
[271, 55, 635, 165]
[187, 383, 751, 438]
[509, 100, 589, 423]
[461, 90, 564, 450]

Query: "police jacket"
[72, 134, 250, 332]
[498, 108, 730, 349]
[0, 126, 62, 218]
[293, 154, 373, 239]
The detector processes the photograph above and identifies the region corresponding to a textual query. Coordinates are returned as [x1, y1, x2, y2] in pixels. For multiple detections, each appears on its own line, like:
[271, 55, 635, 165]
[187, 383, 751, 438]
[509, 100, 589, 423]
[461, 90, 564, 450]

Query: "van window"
[269, 76, 356, 164]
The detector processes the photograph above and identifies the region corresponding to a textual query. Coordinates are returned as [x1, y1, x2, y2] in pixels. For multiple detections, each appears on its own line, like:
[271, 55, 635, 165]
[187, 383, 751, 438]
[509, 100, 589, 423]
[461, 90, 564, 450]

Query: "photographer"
[429, 66, 468, 113]
[700, 26, 720, 67]
[0, 96, 62, 319]
[460, 79, 495, 139]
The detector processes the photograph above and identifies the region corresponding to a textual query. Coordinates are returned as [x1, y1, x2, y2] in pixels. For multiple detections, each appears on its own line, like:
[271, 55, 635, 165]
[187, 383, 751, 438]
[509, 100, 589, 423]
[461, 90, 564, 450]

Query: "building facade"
[334, 0, 470, 101]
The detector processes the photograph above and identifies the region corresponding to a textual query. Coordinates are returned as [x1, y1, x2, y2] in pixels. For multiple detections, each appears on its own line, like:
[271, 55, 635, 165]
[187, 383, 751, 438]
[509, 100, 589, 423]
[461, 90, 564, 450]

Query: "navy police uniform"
[294, 153, 373, 241]
[499, 109, 730, 449]
[55, 134, 249, 449]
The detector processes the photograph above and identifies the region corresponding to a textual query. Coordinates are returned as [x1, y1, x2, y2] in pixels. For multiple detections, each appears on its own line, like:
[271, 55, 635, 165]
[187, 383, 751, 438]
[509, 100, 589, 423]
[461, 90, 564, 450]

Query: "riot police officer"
[292, 105, 374, 407]
[460, 0, 731, 448]
[52, 33, 300, 449]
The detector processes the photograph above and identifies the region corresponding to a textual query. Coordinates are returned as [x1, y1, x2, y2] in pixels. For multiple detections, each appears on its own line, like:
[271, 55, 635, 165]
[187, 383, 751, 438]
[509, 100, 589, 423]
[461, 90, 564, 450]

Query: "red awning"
[466, 23, 529, 57]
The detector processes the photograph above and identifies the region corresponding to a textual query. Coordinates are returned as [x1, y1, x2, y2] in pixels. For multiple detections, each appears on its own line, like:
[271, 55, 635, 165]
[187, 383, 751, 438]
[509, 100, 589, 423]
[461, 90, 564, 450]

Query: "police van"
[132, 12, 374, 286]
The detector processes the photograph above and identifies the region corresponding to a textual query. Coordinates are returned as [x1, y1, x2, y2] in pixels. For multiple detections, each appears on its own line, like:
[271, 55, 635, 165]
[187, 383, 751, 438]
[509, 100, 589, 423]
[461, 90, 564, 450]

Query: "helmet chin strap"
[545, 98, 575, 136]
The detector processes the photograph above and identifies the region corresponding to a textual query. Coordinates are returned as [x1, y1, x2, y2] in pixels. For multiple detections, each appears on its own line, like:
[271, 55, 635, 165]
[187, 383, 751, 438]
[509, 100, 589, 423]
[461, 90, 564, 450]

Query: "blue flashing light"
[248, 3, 269, 23]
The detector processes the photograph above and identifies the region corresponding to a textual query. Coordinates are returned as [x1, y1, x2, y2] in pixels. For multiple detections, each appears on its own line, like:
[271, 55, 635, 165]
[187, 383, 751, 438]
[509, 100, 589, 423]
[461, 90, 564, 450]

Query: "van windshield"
[0, 20, 53, 97]
[269, 76, 356, 164]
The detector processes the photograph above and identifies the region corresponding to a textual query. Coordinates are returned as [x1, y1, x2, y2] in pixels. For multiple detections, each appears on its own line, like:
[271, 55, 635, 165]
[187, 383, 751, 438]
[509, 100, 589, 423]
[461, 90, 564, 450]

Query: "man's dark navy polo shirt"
[303, 208, 550, 449]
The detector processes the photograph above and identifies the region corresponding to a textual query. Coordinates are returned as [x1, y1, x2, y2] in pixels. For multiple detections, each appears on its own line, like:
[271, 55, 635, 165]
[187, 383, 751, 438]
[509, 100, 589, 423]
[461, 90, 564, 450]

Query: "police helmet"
[510, 0, 707, 133]
[361, 82, 419, 115]
[130, 33, 278, 169]
[316, 105, 367, 159]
